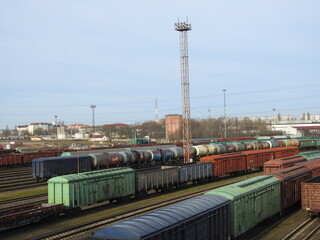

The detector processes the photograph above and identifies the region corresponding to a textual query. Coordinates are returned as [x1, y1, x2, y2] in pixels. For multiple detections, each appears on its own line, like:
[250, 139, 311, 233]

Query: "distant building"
[272, 122, 320, 136]
[165, 114, 182, 141]
[102, 123, 129, 127]
[67, 123, 90, 132]
[16, 125, 29, 135]
[89, 135, 109, 142]
[28, 123, 54, 135]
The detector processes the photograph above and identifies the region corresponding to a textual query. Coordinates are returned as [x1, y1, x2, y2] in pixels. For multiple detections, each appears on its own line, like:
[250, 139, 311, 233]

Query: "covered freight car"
[301, 175, 320, 217]
[264, 156, 307, 175]
[32, 155, 92, 181]
[273, 146, 299, 159]
[200, 152, 247, 177]
[48, 167, 135, 210]
[271, 165, 312, 210]
[92, 194, 231, 240]
[242, 148, 275, 171]
[205, 175, 281, 239]
[303, 159, 320, 177]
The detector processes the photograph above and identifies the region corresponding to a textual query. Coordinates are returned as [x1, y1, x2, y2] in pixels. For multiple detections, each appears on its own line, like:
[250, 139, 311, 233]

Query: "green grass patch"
[0, 186, 48, 201]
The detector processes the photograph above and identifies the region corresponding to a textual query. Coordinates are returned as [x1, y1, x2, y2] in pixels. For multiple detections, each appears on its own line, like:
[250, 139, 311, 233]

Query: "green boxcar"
[48, 168, 135, 209]
[205, 175, 281, 239]
[299, 140, 317, 149]
[297, 150, 320, 161]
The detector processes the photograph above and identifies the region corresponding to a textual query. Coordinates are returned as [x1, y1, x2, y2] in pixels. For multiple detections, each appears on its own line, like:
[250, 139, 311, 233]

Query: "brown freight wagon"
[0, 154, 23, 167]
[264, 156, 307, 175]
[301, 175, 320, 217]
[200, 152, 247, 177]
[303, 159, 320, 177]
[272, 165, 312, 210]
[22, 151, 58, 165]
[243, 149, 275, 171]
[273, 146, 299, 159]
[0, 203, 64, 231]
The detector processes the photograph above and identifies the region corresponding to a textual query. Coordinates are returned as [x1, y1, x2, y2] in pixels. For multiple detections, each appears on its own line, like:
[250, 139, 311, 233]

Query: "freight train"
[2, 136, 320, 168]
[92, 159, 320, 240]
[32, 146, 299, 181]
[3, 149, 320, 234]
[0, 162, 213, 230]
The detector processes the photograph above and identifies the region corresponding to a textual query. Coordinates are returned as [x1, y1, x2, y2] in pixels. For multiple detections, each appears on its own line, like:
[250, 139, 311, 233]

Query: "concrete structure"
[165, 114, 182, 142]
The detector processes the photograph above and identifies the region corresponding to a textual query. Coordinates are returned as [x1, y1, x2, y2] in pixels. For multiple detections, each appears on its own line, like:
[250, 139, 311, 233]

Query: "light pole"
[91, 105, 96, 135]
[54, 115, 58, 139]
[223, 89, 227, 138]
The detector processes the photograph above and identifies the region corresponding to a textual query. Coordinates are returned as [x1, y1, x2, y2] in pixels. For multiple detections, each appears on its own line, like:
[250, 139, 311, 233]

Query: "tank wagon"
[92, 194, 231, 240]
[301, 175, 320, 217]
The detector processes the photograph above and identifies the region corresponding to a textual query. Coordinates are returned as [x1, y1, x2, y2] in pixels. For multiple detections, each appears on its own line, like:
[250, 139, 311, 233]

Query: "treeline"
[92, 117, 283, 141]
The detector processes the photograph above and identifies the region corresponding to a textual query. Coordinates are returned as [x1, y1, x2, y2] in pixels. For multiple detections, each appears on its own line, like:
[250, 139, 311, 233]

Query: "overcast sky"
[1, 0, 319, 129]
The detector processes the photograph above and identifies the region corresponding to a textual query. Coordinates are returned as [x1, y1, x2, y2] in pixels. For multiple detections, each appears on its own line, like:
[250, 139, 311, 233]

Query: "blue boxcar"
[32, 155, 92, 181]
[92, 194, 231, 240]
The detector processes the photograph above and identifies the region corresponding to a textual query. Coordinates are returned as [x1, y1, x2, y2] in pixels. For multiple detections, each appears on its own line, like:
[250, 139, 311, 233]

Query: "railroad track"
[33, 184, 231, 240]
[282, 218, 320, 240]
[0, 167, 31, 173]
[0, 177, 35, 185]
[0, 193, 47, 209]
[0, 168, 32, 179]
[0, 181, 47, 193]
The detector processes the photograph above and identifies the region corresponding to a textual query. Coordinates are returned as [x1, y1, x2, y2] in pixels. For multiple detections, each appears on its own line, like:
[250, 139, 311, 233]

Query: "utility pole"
[175, 19, 192, 163]
[155, 98, 158, 122]
[223, 89, 227, 138]
[91, 105, 96, 135]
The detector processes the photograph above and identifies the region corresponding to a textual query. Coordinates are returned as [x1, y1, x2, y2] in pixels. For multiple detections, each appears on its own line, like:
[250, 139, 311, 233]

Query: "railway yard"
[1, 137, 320, 240]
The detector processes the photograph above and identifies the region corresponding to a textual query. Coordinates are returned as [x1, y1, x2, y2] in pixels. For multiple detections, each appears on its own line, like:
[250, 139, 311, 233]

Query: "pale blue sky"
[1, 0, 319, 129]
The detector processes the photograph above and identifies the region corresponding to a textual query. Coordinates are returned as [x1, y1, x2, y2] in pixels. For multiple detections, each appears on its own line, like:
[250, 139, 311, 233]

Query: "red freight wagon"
[273, 146, 299, 159]
[303, 159, 320, 177]
[0, 203, 64, 231]
[200, 152, 246, 177]
[301, 175, 320, 217]
[0, 154, 23, 167]
[272, 165, 312, 210]
[22, 152, 58, 165]
[243, 149, 275, 171]
[264, 156, 307, 175]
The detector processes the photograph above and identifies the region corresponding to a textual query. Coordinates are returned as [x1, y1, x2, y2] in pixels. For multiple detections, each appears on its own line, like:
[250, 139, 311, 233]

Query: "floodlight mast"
[175, 20, 192, 163]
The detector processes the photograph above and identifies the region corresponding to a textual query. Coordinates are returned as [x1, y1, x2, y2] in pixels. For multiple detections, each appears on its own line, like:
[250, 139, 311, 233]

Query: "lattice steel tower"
[175, 20, 192, 163]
